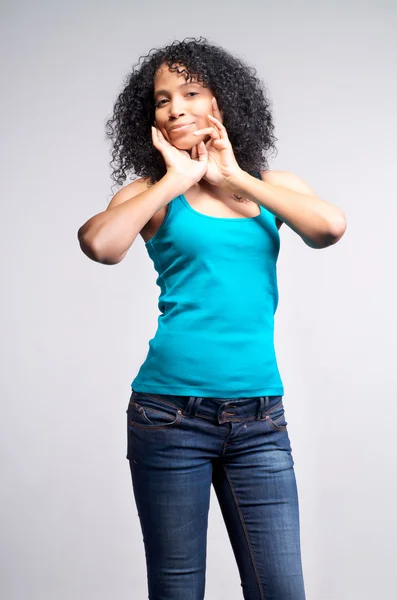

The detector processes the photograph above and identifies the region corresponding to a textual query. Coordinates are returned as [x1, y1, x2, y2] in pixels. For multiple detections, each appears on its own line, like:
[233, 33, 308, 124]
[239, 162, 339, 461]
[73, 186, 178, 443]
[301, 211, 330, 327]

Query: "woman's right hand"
[151, 126, 208, 186]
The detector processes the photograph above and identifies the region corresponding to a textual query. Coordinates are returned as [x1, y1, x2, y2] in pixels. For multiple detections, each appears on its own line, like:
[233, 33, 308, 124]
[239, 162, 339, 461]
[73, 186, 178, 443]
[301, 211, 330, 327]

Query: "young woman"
[78, 37, 346, 600]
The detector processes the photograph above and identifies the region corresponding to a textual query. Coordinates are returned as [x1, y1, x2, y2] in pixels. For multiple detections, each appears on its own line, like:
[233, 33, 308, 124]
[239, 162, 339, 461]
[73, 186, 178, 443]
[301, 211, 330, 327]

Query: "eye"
[155, 92, 199, 108]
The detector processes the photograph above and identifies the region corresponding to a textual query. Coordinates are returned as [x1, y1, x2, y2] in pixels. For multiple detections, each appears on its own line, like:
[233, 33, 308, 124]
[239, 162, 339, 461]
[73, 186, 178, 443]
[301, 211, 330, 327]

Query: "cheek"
[193, 98, 212, 119]
[201, 103, 213, 121]
[162, 129, 172, 144]
[156, 124, 173, 145]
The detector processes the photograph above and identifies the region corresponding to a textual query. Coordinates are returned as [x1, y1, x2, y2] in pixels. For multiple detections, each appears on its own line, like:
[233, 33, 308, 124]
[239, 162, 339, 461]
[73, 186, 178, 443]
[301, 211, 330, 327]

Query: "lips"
[169, 122, 194, 132]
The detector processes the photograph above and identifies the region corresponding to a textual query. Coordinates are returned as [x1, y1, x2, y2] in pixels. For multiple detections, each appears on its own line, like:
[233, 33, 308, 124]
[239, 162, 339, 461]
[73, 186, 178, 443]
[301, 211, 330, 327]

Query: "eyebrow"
[154, 81, 201, 98]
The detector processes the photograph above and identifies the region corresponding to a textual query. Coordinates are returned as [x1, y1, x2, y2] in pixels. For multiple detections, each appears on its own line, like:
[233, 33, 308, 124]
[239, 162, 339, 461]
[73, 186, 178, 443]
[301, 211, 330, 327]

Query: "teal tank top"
[131, 175, 284, 398]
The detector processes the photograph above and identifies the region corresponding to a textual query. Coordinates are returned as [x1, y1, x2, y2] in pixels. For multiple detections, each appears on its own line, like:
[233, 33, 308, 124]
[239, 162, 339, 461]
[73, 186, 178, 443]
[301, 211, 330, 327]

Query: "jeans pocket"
[127, 392, 183, 430]
[266, 399, 288, 431]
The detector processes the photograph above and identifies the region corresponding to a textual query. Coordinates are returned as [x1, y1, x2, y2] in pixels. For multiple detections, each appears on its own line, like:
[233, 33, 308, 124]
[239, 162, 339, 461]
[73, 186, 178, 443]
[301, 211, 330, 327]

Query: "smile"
[169, 123, 195, 132]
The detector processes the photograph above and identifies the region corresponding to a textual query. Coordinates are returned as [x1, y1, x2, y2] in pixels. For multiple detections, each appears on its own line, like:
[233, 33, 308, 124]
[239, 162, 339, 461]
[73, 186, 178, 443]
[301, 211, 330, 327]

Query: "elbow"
[78, 232, 102, 262]
[77, 232, 126, 265]
[305, 211, 347, 249]
[328, 210, 347, 244]
[77, 212, 131, 265]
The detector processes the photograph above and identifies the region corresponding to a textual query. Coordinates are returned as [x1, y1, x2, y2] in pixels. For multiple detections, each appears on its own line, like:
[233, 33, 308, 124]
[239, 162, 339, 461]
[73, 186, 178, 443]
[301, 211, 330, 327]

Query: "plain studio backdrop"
[1, 1, 396, 599]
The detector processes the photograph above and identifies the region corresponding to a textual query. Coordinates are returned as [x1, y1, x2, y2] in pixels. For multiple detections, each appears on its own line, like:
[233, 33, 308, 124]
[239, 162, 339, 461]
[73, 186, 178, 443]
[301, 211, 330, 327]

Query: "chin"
[171, 140, 196, 151]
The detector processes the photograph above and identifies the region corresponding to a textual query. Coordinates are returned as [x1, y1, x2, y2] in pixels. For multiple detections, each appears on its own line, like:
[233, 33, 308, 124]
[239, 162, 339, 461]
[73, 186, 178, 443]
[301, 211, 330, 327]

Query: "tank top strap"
[171, 193, 186, 216]
[171, 173, 276, 230]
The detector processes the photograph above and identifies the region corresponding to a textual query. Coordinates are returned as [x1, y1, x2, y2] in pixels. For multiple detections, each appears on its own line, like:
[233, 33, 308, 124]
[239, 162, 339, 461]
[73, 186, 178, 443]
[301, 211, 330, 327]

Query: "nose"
[168, 99, 187, 119]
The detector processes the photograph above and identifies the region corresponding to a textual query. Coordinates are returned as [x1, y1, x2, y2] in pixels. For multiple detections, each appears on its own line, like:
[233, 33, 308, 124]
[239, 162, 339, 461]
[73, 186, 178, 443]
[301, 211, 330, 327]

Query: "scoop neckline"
[180, 193, 262, 221]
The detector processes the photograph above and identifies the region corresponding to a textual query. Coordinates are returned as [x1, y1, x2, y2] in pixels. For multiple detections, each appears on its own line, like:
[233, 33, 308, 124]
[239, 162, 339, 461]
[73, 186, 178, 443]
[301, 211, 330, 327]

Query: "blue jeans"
[126, 390, 306, 600]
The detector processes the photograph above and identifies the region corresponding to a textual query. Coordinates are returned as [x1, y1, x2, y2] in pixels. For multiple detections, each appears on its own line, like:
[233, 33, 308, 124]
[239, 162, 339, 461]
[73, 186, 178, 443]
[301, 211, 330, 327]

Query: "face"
[153, 63, 223, 150]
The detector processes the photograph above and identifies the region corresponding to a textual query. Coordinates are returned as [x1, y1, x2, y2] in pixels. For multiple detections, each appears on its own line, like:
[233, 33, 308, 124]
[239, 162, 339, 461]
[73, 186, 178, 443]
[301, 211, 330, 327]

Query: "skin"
[78, 67, 345, 263]
[154, 63, 221, 149]
[152, 63, 346, 244]
[153, 63, 232, 199]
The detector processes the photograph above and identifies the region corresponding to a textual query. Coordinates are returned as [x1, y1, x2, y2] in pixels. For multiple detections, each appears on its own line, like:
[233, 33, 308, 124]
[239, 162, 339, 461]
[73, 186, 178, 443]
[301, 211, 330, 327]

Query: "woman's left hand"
[191, 97, 242, 188]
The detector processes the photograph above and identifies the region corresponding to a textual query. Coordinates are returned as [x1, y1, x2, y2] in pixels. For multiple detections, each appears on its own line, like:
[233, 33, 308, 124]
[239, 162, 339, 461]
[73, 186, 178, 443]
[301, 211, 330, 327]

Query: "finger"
[193, 126, 220, 139]
[155, 127, 170, 144]
[197, 140, 208, 160]
[191, 144, 197, 160]
[207, 114, 227, 138]
[151, 126, 159, 145]
[211, 97, 223, 122]
[153, 126, 163, 144]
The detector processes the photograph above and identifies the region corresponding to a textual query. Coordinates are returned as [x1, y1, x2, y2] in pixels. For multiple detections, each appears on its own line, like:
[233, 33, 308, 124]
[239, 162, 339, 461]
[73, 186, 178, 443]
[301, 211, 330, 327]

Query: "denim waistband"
[130, 390, 283, 424]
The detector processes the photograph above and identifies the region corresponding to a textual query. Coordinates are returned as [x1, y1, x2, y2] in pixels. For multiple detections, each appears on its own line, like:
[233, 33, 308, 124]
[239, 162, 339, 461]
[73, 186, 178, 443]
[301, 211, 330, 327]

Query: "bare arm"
[77, 172, 192, 265]
[78, 122, 210, 265]
[225, 169, 346, 249]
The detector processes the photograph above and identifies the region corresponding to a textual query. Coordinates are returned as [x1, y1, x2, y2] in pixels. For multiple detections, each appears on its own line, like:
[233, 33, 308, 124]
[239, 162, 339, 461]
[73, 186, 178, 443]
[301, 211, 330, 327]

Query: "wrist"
[163, 170, 195, 195]
[221, 168, 247, 194]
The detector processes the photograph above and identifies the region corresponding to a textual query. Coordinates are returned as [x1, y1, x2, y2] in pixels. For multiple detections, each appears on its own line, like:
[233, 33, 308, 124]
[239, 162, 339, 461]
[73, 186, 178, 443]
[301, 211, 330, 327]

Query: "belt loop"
[190, 397, 203, 417]
[184, 397, 197, 417]
[264, 395, 270, 410]
[256, 396, 265, 420]
[184, 397, 203, 418]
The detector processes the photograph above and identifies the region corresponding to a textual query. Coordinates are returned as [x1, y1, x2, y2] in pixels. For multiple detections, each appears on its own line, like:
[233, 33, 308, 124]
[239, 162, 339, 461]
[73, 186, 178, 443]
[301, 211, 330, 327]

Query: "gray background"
[2, 1, 396, 598]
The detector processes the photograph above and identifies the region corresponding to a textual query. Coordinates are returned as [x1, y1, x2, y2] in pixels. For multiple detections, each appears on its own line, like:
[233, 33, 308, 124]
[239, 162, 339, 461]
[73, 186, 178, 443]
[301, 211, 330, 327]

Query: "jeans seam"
[222, 464, 265, 600]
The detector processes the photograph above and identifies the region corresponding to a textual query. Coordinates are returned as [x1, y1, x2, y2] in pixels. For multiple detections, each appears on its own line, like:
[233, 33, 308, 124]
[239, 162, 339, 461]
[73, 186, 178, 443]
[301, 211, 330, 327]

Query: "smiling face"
[153, 63, 222, 150]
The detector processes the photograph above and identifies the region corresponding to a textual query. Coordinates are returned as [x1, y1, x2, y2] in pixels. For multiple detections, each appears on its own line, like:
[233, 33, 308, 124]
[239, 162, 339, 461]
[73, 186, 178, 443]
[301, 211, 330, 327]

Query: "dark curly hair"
[105, 36, 278, 197]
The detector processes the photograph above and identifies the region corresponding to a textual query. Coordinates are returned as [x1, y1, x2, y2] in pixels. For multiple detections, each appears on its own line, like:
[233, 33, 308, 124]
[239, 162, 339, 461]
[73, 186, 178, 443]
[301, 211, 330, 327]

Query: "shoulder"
[106, 177, 152, 210]
[105, 177, 160, 245]
[259, 169, 317, 195]
[259, 170, 318, 230]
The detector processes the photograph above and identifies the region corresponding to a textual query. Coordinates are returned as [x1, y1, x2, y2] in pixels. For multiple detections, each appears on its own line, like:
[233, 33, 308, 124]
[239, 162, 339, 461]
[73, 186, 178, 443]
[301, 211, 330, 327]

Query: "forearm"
[79, 172, 189, 264]
[224, 170, 346, 248]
